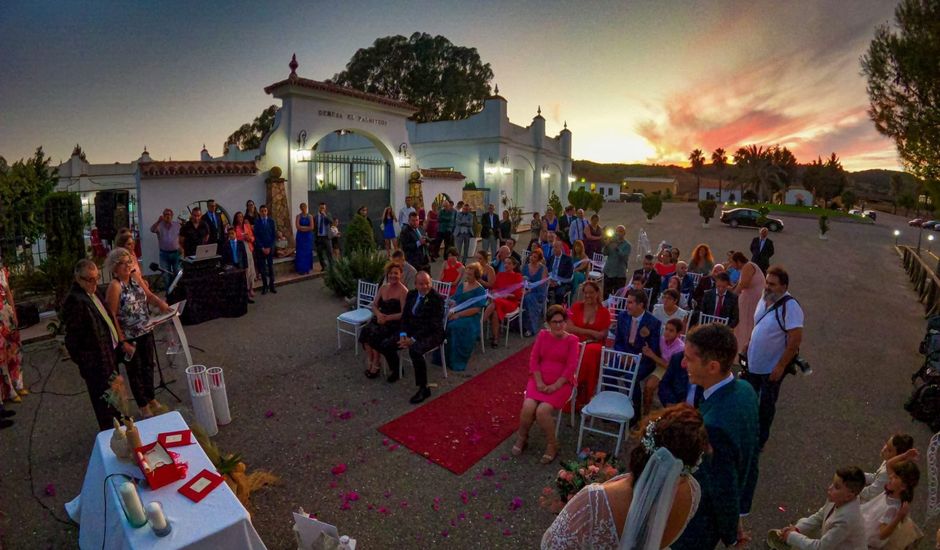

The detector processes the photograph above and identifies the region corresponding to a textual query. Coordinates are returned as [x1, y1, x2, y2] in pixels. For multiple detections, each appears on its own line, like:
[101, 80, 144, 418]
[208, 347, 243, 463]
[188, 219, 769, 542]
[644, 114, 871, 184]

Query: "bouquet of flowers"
[539, 448, 625, 513]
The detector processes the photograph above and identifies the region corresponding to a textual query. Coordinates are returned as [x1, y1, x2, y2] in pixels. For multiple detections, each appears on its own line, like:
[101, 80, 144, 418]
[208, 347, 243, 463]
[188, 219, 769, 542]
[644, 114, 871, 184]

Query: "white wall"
[137, 174, 266, 273]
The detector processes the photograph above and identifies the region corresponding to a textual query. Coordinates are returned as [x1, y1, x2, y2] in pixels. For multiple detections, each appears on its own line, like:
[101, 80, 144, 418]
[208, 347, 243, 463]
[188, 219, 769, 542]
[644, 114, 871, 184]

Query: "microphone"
[149, 262, 175, 276]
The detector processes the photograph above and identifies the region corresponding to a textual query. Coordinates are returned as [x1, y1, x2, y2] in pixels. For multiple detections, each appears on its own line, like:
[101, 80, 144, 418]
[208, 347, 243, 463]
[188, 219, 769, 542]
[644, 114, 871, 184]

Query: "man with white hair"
[492, 245, 513, 273]
[568, 208, 589, 244]
[662, 260, 695, 295]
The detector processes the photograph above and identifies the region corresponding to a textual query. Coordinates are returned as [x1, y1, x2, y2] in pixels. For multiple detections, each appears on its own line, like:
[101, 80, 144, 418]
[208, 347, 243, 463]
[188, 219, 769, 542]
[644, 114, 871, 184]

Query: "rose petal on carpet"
[378, 344, 533, 475]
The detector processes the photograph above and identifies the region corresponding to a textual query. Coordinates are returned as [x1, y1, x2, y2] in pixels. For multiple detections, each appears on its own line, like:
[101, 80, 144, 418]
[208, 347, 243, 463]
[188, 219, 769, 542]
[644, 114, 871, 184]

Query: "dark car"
[621, 192, 645, 202]
[719, 208, 784, 232]
[924, 220, 940, 230]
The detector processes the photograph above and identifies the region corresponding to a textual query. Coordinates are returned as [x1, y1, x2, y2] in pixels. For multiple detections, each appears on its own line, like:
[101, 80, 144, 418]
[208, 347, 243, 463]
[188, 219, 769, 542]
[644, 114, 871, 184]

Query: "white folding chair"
[577, 348, 642, 455]
[588, 253, 606, 284]
[432, 279, 452, 297]
[688, 272, 703, 288]
[501, 297, 525, 347]
[556, 342, 588, 436]
[401, 302, 450, 379]
[606, 295, 628, 340]
[697, 312, 730, 326]
[522, 249, 531, 265]
[335, 280, 378, 356]
[680, 292, 691, 309]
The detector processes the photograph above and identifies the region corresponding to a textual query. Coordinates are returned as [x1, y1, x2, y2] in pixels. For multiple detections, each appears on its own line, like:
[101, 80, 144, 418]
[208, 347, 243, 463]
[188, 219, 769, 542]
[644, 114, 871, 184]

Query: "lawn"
[728, 202, 874, 222]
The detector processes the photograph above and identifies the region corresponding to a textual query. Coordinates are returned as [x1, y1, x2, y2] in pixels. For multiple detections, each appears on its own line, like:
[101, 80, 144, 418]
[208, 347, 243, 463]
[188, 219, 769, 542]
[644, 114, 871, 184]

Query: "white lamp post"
[894, 229, 901, 245]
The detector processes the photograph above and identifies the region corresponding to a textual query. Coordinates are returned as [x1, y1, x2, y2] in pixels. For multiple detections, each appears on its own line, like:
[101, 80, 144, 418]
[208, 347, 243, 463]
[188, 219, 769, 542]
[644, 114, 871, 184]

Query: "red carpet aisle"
[379, 345, 533, 475]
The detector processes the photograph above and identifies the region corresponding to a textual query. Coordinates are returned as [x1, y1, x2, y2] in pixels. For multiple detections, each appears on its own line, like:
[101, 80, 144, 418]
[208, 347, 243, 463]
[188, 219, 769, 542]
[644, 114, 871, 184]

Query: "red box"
[157, 429, 193, 448]
[178, 469, 224, 503]
[135, 441, 188, 490]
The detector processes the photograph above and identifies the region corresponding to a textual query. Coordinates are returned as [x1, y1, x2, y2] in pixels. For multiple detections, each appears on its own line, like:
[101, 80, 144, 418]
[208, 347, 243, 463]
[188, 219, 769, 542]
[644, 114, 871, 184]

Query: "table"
[66, 412, 266, 550]
[176, 266, 248, 325]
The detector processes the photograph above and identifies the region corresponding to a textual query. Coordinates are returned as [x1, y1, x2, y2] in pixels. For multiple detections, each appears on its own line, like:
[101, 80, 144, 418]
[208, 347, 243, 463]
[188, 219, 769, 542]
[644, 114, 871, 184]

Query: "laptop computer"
[186, 244, 217, 261]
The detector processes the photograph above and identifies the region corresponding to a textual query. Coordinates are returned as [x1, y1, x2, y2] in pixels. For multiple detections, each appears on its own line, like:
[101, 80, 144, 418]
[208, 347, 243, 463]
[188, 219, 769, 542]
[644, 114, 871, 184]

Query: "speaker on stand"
[94, 190, 130, 243]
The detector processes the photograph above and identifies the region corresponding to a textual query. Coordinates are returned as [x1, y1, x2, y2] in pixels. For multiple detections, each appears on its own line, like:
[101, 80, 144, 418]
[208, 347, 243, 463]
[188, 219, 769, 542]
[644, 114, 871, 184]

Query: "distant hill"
[571, 160, 914, 200]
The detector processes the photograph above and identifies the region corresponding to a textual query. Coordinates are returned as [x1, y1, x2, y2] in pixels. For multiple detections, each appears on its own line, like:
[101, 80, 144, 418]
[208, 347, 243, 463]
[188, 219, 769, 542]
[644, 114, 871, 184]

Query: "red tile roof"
[139, 161, 258, 178]
[264, 75, 417, 112]
[420, 169, 465, 180]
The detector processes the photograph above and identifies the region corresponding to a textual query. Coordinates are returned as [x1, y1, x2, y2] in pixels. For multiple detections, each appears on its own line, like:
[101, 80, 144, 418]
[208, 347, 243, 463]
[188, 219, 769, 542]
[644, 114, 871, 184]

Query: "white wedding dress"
[541, 473, 700, 550]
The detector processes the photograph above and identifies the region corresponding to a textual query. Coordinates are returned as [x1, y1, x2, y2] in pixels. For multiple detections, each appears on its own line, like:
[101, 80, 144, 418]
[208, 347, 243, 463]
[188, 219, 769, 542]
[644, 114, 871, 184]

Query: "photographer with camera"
[742, 265, 804, 452]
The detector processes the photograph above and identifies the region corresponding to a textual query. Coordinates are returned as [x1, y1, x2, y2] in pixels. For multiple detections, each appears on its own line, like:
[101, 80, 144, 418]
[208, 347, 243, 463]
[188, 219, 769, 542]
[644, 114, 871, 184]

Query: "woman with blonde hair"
[571, 240, 590, 301]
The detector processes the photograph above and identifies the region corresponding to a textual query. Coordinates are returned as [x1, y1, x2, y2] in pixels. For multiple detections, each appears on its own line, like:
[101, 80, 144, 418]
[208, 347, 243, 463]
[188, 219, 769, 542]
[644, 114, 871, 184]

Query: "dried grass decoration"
[191, 425, 278, 508]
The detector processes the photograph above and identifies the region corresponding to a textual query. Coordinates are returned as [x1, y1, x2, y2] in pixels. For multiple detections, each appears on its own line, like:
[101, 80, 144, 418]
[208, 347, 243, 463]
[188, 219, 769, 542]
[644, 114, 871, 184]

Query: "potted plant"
[819, 215, 829, 240]
[698, 199, 718, 228]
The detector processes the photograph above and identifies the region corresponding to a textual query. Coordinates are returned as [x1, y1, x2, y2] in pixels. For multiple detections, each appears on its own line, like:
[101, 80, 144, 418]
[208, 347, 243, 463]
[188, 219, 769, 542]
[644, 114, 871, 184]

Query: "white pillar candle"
[146, 501, 168, 530]
[118, 481, 147, 527]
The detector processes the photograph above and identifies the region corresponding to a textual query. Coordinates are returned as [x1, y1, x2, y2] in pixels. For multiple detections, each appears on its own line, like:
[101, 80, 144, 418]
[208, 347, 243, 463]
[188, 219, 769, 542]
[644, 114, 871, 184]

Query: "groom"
[672, 323, 759, 550]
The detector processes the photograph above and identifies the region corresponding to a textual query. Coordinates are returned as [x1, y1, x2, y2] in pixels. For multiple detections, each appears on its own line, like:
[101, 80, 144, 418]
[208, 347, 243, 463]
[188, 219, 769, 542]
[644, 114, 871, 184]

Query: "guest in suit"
[253, 204, 277, 294]
[659, 352, 695, 408]
[661, 260, 695, 295]
[692, 272, 739, 328]
[481, 203, 500, 258]
[498, 210, 513, 246]
[381, 272, 444, 404]
[633, 254, 662, 308]
[399, 212, 430, 273]
[613, 288, 662, 417]
[546, 241, 574, 306]
[220, 227, 254, 304]
[672, 323, 759, 550]
[691, 264, 725, 308]
[558, 205, 575, 243]
[61, 259, 123, 430]
[773, 466, 867, 549]
[750, 227, 774, 274]
[313, 202, 334, 273]
[203, 199, 225, 245]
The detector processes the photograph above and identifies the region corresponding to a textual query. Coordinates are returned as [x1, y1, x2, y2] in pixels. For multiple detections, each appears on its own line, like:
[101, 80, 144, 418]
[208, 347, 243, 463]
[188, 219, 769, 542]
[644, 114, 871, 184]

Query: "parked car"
[863, 210, 877, 221]
[909, 218, 927, 227]
[621, 192, 645, 202]
[719, 208, 784, 232]
[924, 220, 940, 230]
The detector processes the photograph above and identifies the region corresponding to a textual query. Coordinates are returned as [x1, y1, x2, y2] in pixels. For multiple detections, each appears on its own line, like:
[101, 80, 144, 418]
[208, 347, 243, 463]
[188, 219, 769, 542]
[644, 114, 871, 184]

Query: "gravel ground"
[1, 202, 936, 549]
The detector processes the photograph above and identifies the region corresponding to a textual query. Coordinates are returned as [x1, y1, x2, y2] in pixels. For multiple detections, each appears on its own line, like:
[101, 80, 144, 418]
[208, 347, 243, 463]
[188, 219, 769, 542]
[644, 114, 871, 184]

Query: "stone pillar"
[266, 176, 293, 245]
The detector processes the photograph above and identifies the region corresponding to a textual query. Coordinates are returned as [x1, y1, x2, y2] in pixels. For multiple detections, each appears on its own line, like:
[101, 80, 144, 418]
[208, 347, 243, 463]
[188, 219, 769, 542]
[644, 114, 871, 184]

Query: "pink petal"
[44, 483, 56, 497]
[339, 411, 353, 420]
[345, 491, 360, 501]
[382, 438, 389, 446]
[264, 410, 274, 418]
[400, 500, 409, 508]
[331, 463, 347, 476]
[510, 497, 524, 510]
[484, 513, 493, 520]
[441, 530, 449, 538]
[378, 506, 390, 515]
[482, 467, 495, 477]
[388, 444, 399, 452]
[339, 501, 351, 510]
[503, 529, 512, 537]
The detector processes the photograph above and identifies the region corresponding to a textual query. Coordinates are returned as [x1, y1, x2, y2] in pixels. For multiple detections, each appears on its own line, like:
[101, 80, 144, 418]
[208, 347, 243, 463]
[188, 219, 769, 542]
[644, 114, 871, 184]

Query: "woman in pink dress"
[512, 304, 580, 464]
[730, 251, 765, 354]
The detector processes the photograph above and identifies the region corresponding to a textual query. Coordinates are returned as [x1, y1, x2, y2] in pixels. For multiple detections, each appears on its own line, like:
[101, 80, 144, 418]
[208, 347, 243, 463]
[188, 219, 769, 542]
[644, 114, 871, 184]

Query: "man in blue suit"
[220, 227, 254, 304]
[613, 288, 661, 418]
[546, 241, 573, 305]
[252, 204, 277, 295]
[672, 323, 760, 550]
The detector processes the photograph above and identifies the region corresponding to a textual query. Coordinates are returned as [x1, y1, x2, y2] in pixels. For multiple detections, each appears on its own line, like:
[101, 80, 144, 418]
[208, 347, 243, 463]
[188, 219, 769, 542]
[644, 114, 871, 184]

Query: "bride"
[542, 404, 708, 550]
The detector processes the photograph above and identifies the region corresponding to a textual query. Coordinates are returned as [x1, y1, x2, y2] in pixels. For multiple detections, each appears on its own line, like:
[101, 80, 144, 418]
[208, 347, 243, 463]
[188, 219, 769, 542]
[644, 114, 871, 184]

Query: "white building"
[784, 187, 813, 206]
[55, 144, 148, 224]
[571, 180, 621, 201]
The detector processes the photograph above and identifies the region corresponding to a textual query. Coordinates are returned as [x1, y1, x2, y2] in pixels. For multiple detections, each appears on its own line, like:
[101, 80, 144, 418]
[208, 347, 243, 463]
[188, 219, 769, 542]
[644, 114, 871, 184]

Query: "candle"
[118, 481, 147, 527]
[146, 501, 169, 535]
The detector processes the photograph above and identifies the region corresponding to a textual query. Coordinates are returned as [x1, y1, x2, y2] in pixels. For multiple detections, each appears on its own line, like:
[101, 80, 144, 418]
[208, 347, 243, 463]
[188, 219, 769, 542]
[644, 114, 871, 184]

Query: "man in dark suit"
[253, 204, 277, 294]
[546, 241, 574, 305]
[220, 227, 254, 304]
[382, 272, 445, 404]
[632, 254, 662, 308]
[613, 288, 662, 417]
[179, 207, 210, 257]
[749, 227, 774, 273]
[660, 260, 695, 295]
[62, 259, 123, 430]
[672, 323, 759, 550]
[480, 203, 500, 258]
[558, 205, 574, 242]
[203, 199, 225, 245]
[313, 202, 334, 272]
[692, 272, 739, 328]
[399, 212, 430, 273]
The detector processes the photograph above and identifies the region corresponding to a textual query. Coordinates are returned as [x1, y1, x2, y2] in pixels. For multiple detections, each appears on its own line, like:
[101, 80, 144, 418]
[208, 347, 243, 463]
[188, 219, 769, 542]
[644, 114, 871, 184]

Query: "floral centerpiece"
[539, 448, 626, 513]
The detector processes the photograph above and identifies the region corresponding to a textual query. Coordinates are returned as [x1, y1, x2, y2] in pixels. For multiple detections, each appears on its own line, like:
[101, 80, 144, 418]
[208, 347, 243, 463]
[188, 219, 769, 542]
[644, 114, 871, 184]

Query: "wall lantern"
[396, 143, 412, 168]
[484, 157, 498, 175]
[568, 175, 576, 184]
[499, 155, 511, 175]
[296, 130, 312, 163]
[541, 166, 550, 179]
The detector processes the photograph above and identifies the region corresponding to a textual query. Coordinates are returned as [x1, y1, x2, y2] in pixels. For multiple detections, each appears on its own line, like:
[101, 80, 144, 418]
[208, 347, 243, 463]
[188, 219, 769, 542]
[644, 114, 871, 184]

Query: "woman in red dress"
[439, 247, 463, 296]
[564, 281, 611, 411]
[482, 256, 523, 347]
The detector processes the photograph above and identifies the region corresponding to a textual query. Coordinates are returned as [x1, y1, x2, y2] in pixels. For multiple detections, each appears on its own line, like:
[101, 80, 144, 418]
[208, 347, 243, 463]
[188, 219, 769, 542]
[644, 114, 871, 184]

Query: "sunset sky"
[0, 0, 902, 171]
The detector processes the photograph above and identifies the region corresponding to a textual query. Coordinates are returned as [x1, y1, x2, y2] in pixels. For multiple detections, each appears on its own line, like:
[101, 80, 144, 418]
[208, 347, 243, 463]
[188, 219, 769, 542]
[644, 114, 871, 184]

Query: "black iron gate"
[307, 153, 390, 243]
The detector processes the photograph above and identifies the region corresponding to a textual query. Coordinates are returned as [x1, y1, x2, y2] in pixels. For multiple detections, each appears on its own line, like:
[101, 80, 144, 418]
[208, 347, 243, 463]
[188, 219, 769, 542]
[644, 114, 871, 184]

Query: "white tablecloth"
[65, 412, 266, 550]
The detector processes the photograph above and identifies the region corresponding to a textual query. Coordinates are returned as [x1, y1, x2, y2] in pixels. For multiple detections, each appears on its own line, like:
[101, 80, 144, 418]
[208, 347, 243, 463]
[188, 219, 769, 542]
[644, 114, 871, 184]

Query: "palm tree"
[732, 144, 796, 202]
[733, 145, 768, 201]
[689, 149, 705, 199]
[711, 147, 727, 201]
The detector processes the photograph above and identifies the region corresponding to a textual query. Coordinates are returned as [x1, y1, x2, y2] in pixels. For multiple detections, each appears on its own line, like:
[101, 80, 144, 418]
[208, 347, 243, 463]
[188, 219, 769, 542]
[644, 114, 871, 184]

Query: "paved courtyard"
[1, 202, 936, 549]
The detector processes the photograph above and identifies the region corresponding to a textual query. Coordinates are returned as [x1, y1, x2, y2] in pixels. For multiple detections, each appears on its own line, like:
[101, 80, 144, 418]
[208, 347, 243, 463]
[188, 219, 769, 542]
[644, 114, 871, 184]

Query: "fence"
[899, 245, 940, 317]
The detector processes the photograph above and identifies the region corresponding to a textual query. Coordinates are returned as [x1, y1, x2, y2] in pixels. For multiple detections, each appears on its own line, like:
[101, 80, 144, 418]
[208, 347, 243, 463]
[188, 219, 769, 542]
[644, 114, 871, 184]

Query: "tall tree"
[331, 32, 493, 122]
[732, 144, 797, 202]
[689, 149, 705, 198]
[223, 105, 278, 154]
[803, 153, 848, 208]
[861, 0, 940, 186]
[0, 147, 58, 262]
[711, 147, 727, 200]
[889, 173, 904, 214]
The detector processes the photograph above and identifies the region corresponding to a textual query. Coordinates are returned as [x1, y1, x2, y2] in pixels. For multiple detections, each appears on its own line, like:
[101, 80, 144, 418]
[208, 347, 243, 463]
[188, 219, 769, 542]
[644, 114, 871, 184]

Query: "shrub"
[729, 192, 737, 202]
[463, 180, 477, 190]
[819, 215, 829, 235]
[344, 213, 375, 254]
[324, 249, 387, 298]
[43, 192, 86, 309]
[698, 200, 718, 224]
[742, 190, 758, 202]
[568, 187, 592, 211]
[548, 190, 563, 216]
[641, 194, 663, 221]
[664, 188, 673, 200]
[841, 190, 857, 211]
[588, 192, 604, 213]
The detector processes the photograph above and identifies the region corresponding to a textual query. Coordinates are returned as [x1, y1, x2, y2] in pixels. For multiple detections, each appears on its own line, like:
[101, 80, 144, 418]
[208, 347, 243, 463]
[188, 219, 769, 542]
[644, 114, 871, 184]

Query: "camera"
[785, 355, 812, 376]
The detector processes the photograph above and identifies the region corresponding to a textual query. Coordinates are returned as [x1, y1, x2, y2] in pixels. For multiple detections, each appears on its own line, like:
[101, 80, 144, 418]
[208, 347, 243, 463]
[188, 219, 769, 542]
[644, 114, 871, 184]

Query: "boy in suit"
[613, 288, 662, 417]
[253, 204, 277, 294]
[770, 466, 867, 549]
[692, 272, 739, 327]
[382, 272, 445, 404]
[633, 254, 662, 308]
[672, 323, 759, 550]
[220, 227, 253, 304]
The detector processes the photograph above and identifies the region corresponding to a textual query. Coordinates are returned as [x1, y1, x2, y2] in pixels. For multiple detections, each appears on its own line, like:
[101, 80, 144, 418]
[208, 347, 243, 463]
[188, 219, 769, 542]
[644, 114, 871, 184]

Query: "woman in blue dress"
[445, 262, 487, 371]
[521, 248, 548, 336]
[382, 206, 397, 257]
[570, 240, 590, 302]
[543, 208, 559, 233]
[295, 203, 314, 274]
